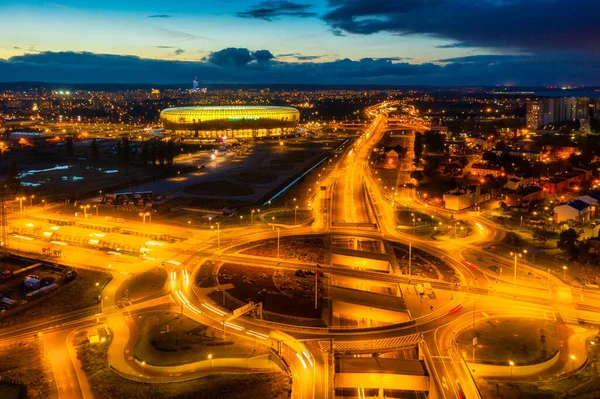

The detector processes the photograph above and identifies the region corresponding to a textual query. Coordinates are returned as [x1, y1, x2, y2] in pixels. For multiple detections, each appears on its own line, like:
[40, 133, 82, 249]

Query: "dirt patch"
[240, 237, 325, 264]
[456, 318, 559, 365]
[217, 263, 323, 319]
[185, 180, 254, 197]
[77, 334, 291, 399]
[2, 268, 111, 327]
[0, 339, 57, 399]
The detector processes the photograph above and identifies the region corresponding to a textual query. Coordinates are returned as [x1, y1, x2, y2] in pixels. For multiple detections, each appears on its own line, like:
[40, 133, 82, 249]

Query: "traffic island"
[76, 333, 291, 399]
[475, 335, 600, 399]
[121, 268, 167, 302]
[456, 318, 559, 367]
[211, 263, 327, 327]
[132, 311, 270, 367]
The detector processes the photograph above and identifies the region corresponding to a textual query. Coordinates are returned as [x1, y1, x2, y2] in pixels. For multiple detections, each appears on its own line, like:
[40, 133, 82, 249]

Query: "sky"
[0, 0, 598, 85]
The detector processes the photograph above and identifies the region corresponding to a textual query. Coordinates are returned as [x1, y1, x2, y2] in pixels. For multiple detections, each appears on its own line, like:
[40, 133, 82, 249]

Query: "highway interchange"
[1, 102, 600, 399]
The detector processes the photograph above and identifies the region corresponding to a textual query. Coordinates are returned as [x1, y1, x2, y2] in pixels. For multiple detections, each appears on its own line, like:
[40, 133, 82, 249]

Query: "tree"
[121, 137, 130, 164]
[410, 171, 424, 182]
[558, 228, 580, 253]
[423, 130, 445, 153]
[91, 139, 100, 162]
[414, 132, 423, 163]
[150, 142, 158, 165]
[116, 141, 123, 164]
[532, 228, 556, 247]
[6, 160, 20, 192]
[142, 141, 149, 166]
[66, 137, 74, 157]
[166, 140, 175, 165]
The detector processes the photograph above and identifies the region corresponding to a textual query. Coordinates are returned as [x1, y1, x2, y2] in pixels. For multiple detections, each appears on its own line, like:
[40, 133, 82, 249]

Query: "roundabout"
[2, 102, 599, 399]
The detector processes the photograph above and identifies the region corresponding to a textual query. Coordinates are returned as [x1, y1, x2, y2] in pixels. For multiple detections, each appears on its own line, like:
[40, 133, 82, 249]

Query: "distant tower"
[192, 77, 199, 92]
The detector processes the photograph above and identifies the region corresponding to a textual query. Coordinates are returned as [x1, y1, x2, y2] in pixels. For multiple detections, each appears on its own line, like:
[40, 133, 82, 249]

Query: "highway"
[1, 101, 599, 399]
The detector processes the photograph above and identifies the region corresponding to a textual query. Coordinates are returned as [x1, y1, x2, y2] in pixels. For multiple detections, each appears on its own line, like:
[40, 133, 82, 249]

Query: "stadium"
[160, 105, 300, 137]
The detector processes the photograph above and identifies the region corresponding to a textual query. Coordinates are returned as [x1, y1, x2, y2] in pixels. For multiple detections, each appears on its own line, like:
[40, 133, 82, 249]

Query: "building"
[383, 149, 399, 169]
[160, 106, 300, 137]
[527, 97, 590, 129]
[526, 101, 542, 129]
[553, 199, 592, 223]
[443, 186, 490, 211]
[469, 163, 505, 177]
[505, 186, 543, 207]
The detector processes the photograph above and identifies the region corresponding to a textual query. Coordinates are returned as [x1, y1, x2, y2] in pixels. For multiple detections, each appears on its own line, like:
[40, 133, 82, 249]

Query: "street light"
[277, 227, 280, 263]
[509, 360, 514, 376]
[29, 195, 34, 207]
[240, 215, 243, 226]
[17, 196, 25, 219]
[563, 265, 568, 280]
[93, 205, 98, 216]
[295, 205, 298, 225]
[80, 204, 90, 218]
[570, 354, 576, 371]
[139, 212, 150, 225]
[510, 250, 526, 291]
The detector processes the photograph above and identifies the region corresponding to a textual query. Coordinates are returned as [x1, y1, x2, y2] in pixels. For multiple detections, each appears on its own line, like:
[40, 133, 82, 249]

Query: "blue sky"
[0, 0, 598, 85]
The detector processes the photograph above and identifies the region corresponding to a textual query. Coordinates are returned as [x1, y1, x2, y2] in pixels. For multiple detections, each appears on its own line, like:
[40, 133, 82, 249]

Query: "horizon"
[1, 0, 599, 85]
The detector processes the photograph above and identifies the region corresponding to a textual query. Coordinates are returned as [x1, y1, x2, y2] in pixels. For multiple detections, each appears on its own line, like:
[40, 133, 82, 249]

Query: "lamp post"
[17, 197, 25, 219]
[510, 250, 525, 291]
[139, 212, 150, 225]
[251, 209, 255, 225]
[80, 204, 90, 218]
[30, 195, 34, 207]
[570, 354, 576, 371]
[41, 199, 46, 212]
[93, 205, 98, 216]
[563, 265, 568, 280]
[277, 228, 280, 263]
[240, 215, 243, 226]
[509, 360, 514, 376]
[295, 206, 298, 225]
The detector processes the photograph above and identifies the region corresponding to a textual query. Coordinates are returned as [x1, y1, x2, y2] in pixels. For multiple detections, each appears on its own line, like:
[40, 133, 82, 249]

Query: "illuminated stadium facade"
[160, 106, 300, 137]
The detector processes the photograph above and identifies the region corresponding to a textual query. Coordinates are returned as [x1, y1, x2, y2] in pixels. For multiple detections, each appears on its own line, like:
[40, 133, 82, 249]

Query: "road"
[1, 101, 599, 399]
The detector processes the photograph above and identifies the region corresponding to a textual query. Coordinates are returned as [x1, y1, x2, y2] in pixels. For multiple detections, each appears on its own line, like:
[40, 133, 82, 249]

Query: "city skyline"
[0, 0, 599, 85]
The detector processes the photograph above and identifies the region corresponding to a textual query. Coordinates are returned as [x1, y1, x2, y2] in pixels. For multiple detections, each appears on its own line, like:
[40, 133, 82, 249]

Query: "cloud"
[1, 50, 599, 86]
[155, 28, 212, 43]
[156, 45, 175, 49]
[204, 48, 274, 66]
[436, 42, 471, 49]
[277, 53, 325, 61]
[237, 1, 317, 21]
[174, 49, 185, 55]
[322, 0, 600, 53]
[148, 14, 172, 18]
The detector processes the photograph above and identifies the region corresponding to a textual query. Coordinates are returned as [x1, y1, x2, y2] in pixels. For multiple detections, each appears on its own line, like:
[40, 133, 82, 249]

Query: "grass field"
[77, 334, 291, 399]
[185, 180, 254, 197]
[230, 172, 278, 185]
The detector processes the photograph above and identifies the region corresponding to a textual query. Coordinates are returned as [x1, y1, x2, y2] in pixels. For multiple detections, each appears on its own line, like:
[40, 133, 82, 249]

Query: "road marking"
[481, 312, 489, 319]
